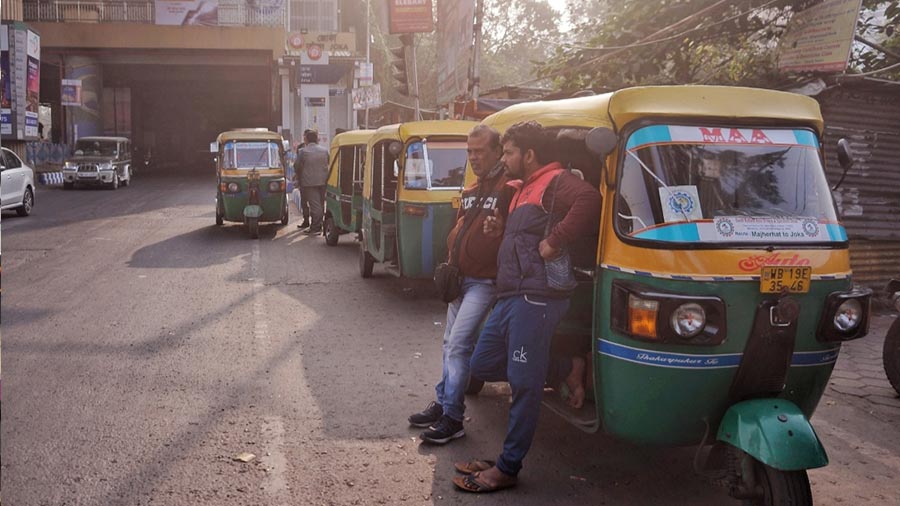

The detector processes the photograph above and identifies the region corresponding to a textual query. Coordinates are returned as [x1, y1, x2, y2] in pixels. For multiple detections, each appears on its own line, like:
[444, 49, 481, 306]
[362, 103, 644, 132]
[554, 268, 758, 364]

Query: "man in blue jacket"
[453, 121, 601, 493]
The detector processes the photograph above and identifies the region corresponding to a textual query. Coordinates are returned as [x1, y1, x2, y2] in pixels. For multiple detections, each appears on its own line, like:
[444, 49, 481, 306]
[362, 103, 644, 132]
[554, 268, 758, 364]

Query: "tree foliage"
[537, 0, 900, 92]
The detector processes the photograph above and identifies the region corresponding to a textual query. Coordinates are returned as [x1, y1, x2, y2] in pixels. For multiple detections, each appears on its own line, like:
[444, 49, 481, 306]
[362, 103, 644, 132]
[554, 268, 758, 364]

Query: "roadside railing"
[23, 0, 285, 26]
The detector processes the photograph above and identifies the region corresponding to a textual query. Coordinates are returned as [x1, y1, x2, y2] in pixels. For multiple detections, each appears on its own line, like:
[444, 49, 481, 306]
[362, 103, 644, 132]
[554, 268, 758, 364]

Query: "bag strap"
[543, 172, 564, 240]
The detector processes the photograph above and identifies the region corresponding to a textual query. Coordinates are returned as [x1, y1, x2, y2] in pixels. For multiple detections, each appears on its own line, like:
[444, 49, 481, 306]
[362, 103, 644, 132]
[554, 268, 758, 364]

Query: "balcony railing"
[23, 0, 285, 26]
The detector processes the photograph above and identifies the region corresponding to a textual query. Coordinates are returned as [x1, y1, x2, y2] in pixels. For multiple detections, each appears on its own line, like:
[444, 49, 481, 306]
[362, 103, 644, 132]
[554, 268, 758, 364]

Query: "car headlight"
[671, 303, 706, 338]
[833, 299, 863, 332]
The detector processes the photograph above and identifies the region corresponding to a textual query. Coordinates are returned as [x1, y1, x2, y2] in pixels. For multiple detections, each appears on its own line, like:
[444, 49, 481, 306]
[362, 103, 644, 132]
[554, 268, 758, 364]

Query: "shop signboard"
[61, 79, 83, 107]
[25, 29, 39, 138]
[436, 0, 474, 104]
[387, 0, 433, 34]
[1, 24, 11, 136]
[778, 0, 862, 73]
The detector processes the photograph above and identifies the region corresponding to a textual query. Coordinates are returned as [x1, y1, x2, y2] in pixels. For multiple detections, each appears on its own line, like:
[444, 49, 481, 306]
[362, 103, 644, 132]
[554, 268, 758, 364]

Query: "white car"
[0, 147, 35, 216]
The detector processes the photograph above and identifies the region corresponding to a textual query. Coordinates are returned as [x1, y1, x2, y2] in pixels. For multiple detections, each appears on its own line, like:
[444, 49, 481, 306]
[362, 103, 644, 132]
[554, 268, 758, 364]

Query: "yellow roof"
[216, 129, 284, 143]
[331, 129, 376, 147]
[481, 85, 823, 134]
[369, 120, 478, 145]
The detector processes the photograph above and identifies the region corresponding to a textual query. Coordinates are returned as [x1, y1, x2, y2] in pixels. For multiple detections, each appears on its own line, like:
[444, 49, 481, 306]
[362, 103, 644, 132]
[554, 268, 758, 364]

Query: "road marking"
[260, 416, 291, 504]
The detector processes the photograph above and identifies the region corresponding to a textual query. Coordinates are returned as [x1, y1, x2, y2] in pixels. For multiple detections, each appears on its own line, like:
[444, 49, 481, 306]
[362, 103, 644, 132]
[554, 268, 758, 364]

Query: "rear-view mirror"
[210, 142, 218, 153]
[388, 141, 403, 157]
[832, 138, 854, 191]
[585, 127, 618, 158]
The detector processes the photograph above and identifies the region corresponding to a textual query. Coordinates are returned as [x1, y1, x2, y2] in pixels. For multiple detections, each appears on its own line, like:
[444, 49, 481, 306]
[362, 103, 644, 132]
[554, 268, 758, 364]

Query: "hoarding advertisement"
[25, 30, 40, 138]
[387, 0, 434, 34]
[154, 0, 219, 26]
[436, 1, 474, 105]
[1, 25, 10, 136]
[61, 79, 82, 107]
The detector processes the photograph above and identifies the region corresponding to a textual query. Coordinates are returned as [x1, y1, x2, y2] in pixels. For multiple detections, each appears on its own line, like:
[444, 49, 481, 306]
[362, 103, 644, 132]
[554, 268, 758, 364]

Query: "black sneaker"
[420, 415, 465, 444]
[297, 220, 310, 229]
[408, 401, 443, 428]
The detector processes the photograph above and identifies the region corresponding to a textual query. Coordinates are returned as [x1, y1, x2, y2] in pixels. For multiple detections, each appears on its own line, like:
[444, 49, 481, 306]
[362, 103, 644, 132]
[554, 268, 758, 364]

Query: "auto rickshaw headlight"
[268, 180, 284, 193]
[671, 303, 706, 338]
[833, 299, 863, 332]
[628, 295, 659, 339]
[227, 182, 240, 193]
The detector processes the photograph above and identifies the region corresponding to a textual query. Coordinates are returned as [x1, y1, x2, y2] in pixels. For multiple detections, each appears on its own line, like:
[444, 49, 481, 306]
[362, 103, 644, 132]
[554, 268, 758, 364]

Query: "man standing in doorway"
[408, 125, 515, 444]
[453, 121, 601, 493]
[294, 130, 329, 234]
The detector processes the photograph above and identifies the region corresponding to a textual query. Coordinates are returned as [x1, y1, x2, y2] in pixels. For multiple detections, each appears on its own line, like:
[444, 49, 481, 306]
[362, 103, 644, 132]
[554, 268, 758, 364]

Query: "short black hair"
[501, 121, 553, 165]
[305, 130, 319, 143]
[469, 124, 501, 150]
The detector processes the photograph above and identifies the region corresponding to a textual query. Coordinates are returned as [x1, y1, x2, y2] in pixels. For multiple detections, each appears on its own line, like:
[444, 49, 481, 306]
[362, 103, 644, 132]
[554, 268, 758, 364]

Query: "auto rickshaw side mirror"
[283, 140, 290, 152]
[832, 138, 854, 190]
[585, 127, 618, 158]
[388, 141, 403, 157]
[210, 141, 219, 153]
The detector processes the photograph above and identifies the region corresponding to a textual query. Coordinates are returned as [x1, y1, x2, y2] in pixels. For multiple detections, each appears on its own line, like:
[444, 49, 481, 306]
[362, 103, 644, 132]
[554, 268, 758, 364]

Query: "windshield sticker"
[626, 126, 819, 151]
[700, 216, 826, 242]
[658, 185, 703, 222]
[632, 219, 847, 244]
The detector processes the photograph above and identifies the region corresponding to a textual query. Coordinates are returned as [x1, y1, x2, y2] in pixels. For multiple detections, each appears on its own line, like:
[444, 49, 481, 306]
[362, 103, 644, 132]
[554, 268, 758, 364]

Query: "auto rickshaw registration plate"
[759, 266, 812, 294]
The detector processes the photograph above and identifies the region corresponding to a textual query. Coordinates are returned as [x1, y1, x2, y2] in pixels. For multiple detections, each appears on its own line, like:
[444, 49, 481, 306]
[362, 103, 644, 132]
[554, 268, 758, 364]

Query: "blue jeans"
[469, 294, 570, 477]
[434, 277, 496, 422]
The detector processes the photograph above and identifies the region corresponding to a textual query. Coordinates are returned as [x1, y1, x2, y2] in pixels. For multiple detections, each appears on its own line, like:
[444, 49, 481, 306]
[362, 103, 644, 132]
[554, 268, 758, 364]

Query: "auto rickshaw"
[883, 279, 900, 394]
[477, 86, 871, 504]
[323, 129, 376, 246]
[358, 120, 477, 278]
[212, 129, 289, 239]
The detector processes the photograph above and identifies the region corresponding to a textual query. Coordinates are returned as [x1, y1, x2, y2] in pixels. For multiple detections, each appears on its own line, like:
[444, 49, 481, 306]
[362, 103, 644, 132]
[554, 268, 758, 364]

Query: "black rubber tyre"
[324, 216, 339, 246]
[122, 168, 132, 187]
[884, 319, 900, 395]
[63, 182, 74, 190]
[358, 243, 375, 278]
[743, 461, 812, 506]
[247, 218, 259, 239]
[465, 377, 485, 395]
[16, 187, 33, 216]
[281, 200, 289, 226]
[108, 174, 119, 190]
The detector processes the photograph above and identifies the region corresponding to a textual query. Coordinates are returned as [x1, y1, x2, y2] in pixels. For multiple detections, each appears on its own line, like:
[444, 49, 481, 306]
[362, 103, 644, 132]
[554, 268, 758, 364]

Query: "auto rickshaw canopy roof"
[368, 120, 479, 146]
[216, 129, 284, 144]
[481, 85, 824, 135]
[330, 129, 376, 147]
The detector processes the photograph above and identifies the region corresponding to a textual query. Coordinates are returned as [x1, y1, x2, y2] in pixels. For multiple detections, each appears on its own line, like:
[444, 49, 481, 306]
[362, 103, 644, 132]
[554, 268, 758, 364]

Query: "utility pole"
[471, 0, 484, 105]
[364, 0, 371, 128]
[411, 34, 421, 120]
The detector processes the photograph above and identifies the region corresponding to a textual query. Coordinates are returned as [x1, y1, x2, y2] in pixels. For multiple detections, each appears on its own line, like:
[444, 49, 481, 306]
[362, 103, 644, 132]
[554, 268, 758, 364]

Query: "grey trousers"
[300, 185, 326, 231]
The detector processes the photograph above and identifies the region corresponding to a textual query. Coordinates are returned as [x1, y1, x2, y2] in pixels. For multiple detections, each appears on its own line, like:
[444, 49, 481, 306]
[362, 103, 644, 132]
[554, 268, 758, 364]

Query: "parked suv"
[63, 136, 133, 190]
[0, 147, 35, 216]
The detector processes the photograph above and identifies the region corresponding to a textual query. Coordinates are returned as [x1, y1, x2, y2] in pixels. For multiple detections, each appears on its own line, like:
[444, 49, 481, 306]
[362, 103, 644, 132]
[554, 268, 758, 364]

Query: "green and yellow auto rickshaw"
[478, 86, 871, 504]
[358, 120, 477, 278]
[323, 129, 375, 246]
[213, 129, 289, 239]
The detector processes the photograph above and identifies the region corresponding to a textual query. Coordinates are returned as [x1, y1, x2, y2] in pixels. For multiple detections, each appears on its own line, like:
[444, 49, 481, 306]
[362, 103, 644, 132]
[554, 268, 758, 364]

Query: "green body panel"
[325, 184, 363, 234]
[395, 202, 456, 279]
[589, 271, 849, 445]
[220, 176, 286, 223]
[717, 399, 829, 471]
[361, 198, 396, 263]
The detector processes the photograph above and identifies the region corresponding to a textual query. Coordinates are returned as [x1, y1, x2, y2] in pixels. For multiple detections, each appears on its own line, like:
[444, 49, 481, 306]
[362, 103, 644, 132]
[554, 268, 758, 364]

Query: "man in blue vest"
[453, 120, 601, 493]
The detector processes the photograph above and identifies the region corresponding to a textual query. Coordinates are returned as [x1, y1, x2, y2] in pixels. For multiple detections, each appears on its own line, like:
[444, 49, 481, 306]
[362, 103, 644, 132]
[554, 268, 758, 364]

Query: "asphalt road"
[1, 174, 898, 505]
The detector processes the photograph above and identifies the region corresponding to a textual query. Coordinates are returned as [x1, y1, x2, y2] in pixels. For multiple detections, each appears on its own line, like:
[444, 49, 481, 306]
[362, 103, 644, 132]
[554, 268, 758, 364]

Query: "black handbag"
[544, 174, 578, 292]
[434, 189, 488, 303]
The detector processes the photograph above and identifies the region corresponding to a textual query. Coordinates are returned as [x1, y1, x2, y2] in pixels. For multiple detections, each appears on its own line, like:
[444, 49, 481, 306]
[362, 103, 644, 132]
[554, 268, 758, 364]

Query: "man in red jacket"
[408, 125, 517, 444]
[454, 121, 601, 492]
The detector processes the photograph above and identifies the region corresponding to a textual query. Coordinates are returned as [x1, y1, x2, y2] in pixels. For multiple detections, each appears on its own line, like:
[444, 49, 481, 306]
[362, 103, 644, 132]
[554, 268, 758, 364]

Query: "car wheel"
[109, 174, 119, 190]
[16, 187, 33, 216]
[122, 169, 131, 187]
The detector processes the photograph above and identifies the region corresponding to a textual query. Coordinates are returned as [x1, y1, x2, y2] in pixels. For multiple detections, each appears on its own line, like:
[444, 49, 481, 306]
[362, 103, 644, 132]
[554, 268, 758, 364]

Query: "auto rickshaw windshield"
[617, 124, 843, 245]
[222, 141, 283, 170]
[403, 140, 467, 190]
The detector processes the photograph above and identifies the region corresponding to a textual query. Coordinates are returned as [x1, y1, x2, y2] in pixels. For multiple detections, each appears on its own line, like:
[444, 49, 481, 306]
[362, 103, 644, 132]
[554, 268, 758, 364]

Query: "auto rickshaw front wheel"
[324, 216, 339, 246]
[247, 217, 260, 239]
[733, 454, 812, 506]
[281, 200, 289, 226]
[359, 244, 375, 278]
[883, 319, 900, 395]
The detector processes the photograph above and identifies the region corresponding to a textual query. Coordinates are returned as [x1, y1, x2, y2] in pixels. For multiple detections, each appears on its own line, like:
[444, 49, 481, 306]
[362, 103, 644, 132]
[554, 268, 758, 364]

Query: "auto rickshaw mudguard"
[243, 205, 263, 219]
[716, 398, 828, 471]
